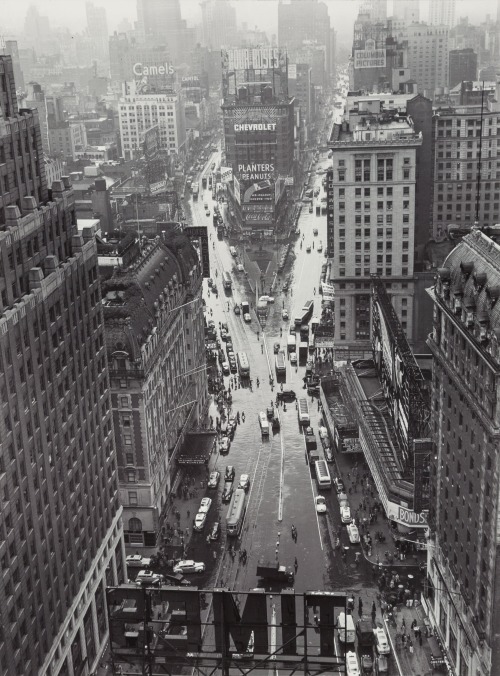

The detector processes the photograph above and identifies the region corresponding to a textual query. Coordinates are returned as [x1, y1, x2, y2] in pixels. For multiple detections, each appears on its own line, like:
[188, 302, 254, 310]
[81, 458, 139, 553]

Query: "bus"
[237, 351, 250, 377]
[226, 488, 246, 537]
[287, 335, 296, 353]
[275, 350, 286, 375]
[223, 271, 232, 291]
[258, 411, 270, 436]
[314, 459, 332, 489]
[302, 300, 314, 322]
[308, 333, 315, 352]
[297, 398, 310, 425]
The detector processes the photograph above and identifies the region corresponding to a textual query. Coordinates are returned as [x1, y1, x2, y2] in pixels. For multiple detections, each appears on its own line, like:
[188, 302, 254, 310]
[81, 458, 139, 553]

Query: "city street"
[183, 151, 376, 598]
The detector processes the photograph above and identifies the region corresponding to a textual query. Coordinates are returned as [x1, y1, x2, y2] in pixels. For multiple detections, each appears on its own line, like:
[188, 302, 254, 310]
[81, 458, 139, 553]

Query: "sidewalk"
[384, 601, 435, 676]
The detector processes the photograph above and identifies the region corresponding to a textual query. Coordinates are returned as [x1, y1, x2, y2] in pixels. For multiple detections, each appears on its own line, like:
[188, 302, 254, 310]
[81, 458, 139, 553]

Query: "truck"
[241, 301, 250, 315]
[275, 350, 286, 375]
[299, 342, 308, 361]
[307, 448, 320, 465]
[304, 427, 318, 450]
[192, 184, 199, 199]
[217, 225, 224, 240]
[357, 619, 375, 674]
[202, 176, 207, 188]
[256, 559, 294, 584]
[287, 335, 296, 353]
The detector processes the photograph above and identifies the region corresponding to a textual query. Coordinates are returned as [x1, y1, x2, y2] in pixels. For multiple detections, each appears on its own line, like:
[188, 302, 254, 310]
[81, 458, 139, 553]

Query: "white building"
[118, 88, 186, 160]
[428, 0, 456, 29]
[405, 23, 449, 98]
[327, 98, 421, 353]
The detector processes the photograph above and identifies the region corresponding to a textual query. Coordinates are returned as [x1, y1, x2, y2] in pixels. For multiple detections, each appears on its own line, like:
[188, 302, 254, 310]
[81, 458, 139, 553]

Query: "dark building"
[0, 56, 124, 675]
[426, 229, 500, 676]
[222, 48, 295, 237]
[449, 48, 478, 89]
[406, 94, 433, 248]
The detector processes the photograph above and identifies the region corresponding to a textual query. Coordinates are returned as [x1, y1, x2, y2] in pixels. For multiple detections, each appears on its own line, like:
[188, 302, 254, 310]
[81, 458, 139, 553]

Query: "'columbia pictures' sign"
[354, 40, 386, 69]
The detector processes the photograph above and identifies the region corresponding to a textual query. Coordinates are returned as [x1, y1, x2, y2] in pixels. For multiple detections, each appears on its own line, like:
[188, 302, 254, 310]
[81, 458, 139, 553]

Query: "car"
[237, 263, 245, 272]
[334, 477, 345, 494]
[220, 436, 230, 454]
[282, 310, 289, 320]
[290, 353, 297, 365]
[244, 313, 251, 323]
[204, 203, 208, 209]
[126, 554, 144, 567]
[341, 504, 352, 524]
[221, 330, 228, 341]
[173, 560, 206, 574]
[222, 482, 233, 502]
[324, 447, 333, 463]
[208, 471, 220, 489]
[222, 361, 230, 375]
[225, 465, 235, 481]
[234, 304, 241, 315]
[313, 228, 318, 235]
[239, 474, 250, 491]
[230, 361, 238, 373]
[306, 245, 311, 253]
[347, 522, 360, 544]
[199, 497, 212, 513]
[274, 342, 280, 354]
[206, 210, 211, 216]
[221, 322, 228, 332]
[135, 570, 164, 586]
[209, 522, 221, 540]
[228, 416, 237, 434]
[194, 512, 207, 531]
[315, 495, 327, 513]
[208, 278, 214, 287]
[317, 244, 323, 253]
[277, 388, 296, 401]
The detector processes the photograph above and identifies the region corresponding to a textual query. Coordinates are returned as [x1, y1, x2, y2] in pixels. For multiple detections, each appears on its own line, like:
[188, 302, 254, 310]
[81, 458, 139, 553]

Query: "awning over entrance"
[176, 432, 216, 465]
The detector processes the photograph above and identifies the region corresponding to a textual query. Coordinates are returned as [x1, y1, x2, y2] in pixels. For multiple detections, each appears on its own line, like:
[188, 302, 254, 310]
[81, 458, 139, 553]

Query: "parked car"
[194, 512, 207, 531]
[222, 482, 233, 503]
[333, 476, 345, 494]
[274, 342, 280, 353]
[290, 353, 297, 365]
[222, 361, 230, 375]
[220, 437, 230, 454]
[208, 471, 220, 489]
[229, 360, 238, 373]
[282, 310, 289, 320]
[173, 560, 206, 574]
[234, 304, 241, 315]
[126, 554, 151, 568]
[199, 497, 212, 513]
[209, 522, 221, 541]
[315, 496, 327, 513]
[306, 245, 311, 253]
[225, 465, 235, 481]
[237, 263, 244, 272]
[313, 229, 318, 236]
[238, 474, 250, 491]
[244, 313, 251, 323]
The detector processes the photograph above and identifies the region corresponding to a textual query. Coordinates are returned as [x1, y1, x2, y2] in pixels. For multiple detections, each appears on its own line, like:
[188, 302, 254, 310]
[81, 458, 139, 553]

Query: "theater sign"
[386, 501, 428, 528]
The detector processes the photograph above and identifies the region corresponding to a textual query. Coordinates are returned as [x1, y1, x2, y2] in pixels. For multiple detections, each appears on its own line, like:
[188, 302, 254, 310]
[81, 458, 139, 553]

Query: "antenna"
[475, 80, 485, 225]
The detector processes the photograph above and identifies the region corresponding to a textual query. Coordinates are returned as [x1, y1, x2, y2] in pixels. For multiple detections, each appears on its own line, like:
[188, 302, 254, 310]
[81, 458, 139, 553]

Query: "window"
[126, 470, 135, 483]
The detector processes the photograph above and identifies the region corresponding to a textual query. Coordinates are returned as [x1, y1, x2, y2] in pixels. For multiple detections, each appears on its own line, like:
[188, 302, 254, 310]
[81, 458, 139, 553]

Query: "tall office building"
[86, 1, 109, 73]
[448, 48, 478, 89]
[278, 0, 332, 79]
[428, 0, 456, 29]
[0, 55, 124, 675]
[3, 41, 25, 92]
[361, 0, 387, 23]
[201, 0, 237, 50]
[406, 23, 449, 97]
[426, 229, 500, 676]
[430, 95, 500, 239]
[327, 97, 421, 352]
[136, 0, 184, 63]
[392, 0, 420, 24]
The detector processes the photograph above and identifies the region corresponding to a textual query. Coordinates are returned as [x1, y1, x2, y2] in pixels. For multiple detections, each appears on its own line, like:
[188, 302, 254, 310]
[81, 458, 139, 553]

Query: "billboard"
[354, 41, 386, 69]
[233, 175, 241, 204]
[225, 47, 282, 71]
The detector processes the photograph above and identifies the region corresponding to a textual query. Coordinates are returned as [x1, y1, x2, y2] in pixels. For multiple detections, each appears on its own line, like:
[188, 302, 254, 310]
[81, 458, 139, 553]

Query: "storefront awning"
[176, 432, 216, 465]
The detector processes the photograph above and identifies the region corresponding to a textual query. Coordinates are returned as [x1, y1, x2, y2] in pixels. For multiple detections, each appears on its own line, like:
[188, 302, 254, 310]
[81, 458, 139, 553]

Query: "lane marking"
[305, 429, 324, 551]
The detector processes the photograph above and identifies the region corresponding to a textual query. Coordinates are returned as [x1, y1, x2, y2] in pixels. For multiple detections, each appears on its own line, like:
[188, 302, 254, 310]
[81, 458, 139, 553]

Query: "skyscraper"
[136, 0, 184, 62]
[0, 55, 124, 675]
[201, 0, 237, 50]
[392, 0, 420, 24]
[426, 229, 500, 676]
[86, 1, 109, 73]
[428, 0, 456, 29]
[405, 23, 449, 97]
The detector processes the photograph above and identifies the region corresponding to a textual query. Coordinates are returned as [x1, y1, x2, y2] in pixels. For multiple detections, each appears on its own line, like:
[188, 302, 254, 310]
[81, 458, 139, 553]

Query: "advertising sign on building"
[233, 175, 241, 204]
[242, 180, 273, 204]
[354, 40, 386, 69]
[220, 166, 233, 183]
[150, 180, 167, 195]
[386, 501, 428, 527]
[288, 63, 297, 79]
[225, 48, 281, 71]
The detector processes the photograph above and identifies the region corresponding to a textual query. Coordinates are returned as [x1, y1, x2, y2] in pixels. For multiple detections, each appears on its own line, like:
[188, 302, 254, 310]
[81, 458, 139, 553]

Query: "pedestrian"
[187, 510, 190, 518]
[409, 641, 414, 655]
[213, 550, 217, 560]
[372, 601, 376, 615]
[419, 632, 423, 647]
[358, 599, 363, 617]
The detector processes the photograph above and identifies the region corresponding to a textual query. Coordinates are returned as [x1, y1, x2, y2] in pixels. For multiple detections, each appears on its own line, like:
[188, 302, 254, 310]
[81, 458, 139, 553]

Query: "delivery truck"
[256, 559, 294, 583]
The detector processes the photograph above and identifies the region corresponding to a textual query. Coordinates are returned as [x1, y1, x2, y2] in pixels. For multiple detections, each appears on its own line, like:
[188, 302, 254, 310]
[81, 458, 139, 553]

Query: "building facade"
[118, 89, 186, 159]
[47, 121, 87, 161]
[428, 0, 456, 30]
[222, 47, 295, 237]
[449, 48, 478, 89]
[405, 23, 449, 99]
[102, 233, 207, 548]
[431, 95, 500, 240]
[392, 0, 420, 24]
[426, 229, 500, 676]
[327, 99, 421, 353]
[0, 55, 124, 676]
[201, 0, 237, 50]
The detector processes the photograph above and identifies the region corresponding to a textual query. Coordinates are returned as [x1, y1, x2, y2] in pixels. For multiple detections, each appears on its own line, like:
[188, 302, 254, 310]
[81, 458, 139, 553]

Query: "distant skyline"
[2, 0, 499, 41]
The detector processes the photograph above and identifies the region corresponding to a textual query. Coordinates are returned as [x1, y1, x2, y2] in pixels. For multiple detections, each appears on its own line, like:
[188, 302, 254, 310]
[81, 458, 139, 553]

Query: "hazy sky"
[2, 0, 499, 39]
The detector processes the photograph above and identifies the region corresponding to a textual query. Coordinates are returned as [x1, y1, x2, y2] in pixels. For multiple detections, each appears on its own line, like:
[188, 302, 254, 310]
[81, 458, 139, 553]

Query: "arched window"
[129, 517, 142, 532]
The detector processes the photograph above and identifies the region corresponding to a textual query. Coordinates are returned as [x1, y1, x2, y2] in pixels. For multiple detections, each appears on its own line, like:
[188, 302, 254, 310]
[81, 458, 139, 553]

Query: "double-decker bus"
[223, 271, 232, 291]
[226, 488, 246, 536]
[237, 351, 250, 377]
